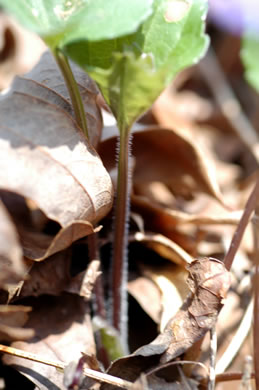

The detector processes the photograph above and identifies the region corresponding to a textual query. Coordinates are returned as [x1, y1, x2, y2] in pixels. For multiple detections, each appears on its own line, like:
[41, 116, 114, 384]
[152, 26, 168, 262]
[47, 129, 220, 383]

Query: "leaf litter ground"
[0, 18, 258, 390]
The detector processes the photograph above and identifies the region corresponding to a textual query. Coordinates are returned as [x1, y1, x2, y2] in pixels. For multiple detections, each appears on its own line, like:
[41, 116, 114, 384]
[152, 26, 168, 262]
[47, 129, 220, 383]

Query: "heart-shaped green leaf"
[241, 33, 259, 94]
[0, 0, 154, 49]
[66, 0, 209, 134]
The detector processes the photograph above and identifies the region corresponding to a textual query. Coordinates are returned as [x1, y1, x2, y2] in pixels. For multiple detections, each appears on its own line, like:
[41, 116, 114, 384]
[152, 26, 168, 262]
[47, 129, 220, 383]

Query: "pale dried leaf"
[0, 13, 45, 91]
[145, 265, 188, 332]
[131, 231, 193, 266]
[26, 50, 102, 147]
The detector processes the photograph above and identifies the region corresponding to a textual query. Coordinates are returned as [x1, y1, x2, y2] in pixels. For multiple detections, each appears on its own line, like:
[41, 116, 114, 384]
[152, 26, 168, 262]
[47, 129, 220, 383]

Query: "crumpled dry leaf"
[99, 126, 226, 206]
[0, 305, 34, 342]
[101, 258, 231, 387]
[26, 50, 102, 148]
[3, 294, 95, 390]
[0, 13, 45, 91]
[0, 91, 113, 260]
[0, 199, 26, 288]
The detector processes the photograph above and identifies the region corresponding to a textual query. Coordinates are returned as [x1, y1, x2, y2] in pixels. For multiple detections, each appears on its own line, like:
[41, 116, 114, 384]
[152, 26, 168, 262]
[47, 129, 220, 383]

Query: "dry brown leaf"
[0, 199, 26, 288]
[99, 126, 226, 206]
[19, 220, 100, 261]
[3, 294, 95, 390]
[102, 258, 231, 387]
[13, 76, 73, 116]
[26, 50, 102, 147]
[0, 305, 34, 342]
[0, 92, 113, 260]
[20, 246, 101, 298]
[19, 249, 73, 298]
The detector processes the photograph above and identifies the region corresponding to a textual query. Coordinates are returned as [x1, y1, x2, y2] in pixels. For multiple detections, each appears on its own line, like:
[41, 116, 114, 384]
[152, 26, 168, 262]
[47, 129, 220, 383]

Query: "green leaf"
[65, 0, 209, 133]
[0, 0, 154, 49]
[91, 52, 169, 133]
[241, 33, 259, 94]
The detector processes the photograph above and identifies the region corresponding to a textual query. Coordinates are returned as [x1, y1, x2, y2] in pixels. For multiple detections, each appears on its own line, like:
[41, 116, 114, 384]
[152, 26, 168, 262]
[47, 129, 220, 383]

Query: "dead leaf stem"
[0, 344, 132, 388]
[53, 48, 89, 139]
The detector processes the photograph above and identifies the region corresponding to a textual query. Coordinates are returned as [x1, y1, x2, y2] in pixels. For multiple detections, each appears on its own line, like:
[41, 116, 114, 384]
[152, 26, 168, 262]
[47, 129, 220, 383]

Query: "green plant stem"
[53, 49, 89, 138]
[112, 130, 131, 352]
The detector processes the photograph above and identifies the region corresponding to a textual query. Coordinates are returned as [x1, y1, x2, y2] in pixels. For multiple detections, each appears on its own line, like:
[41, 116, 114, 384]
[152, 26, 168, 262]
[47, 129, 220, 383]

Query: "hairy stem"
[53, 49, 89, 139]
[112, 130, 131, 352]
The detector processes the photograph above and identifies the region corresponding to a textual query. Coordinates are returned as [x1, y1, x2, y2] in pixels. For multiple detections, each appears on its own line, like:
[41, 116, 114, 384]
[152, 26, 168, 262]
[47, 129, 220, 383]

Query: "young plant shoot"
[0, 0, 209, 353]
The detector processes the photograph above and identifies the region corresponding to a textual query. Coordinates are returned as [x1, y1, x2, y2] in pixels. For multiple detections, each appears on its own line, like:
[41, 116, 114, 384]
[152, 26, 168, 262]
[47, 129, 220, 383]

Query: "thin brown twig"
[252, 208, 259, 390]
[215, 298, 253, 374]
[200, 371, 255, 388]
[224, 173, 259, 271]
[199, 47, 258, 150]
[0, 344, 132, 389]
[208, 325, 217, 390]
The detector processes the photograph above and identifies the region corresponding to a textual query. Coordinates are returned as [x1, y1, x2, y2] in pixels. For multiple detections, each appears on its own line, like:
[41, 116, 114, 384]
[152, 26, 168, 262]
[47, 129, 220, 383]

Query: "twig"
[224, 173, 259, 271]
[240, 356, 253, 390]
[0, 344, 132, 389]
[200, 371, 255, 388]
[198, 47, 258, 150]
[146, 360, 209, 377]
[216, 371, 255, 383]
[215, 298, 253, 374]
[252, 208, 259, 390]
[208, 325, 217, 390]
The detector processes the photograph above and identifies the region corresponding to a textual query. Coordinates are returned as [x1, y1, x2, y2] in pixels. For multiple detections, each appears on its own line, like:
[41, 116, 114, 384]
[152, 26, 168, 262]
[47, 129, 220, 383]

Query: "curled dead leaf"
[102, 258, 231, 387]
[0, 13, 45, 91]
[0, 92, 113, 260]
